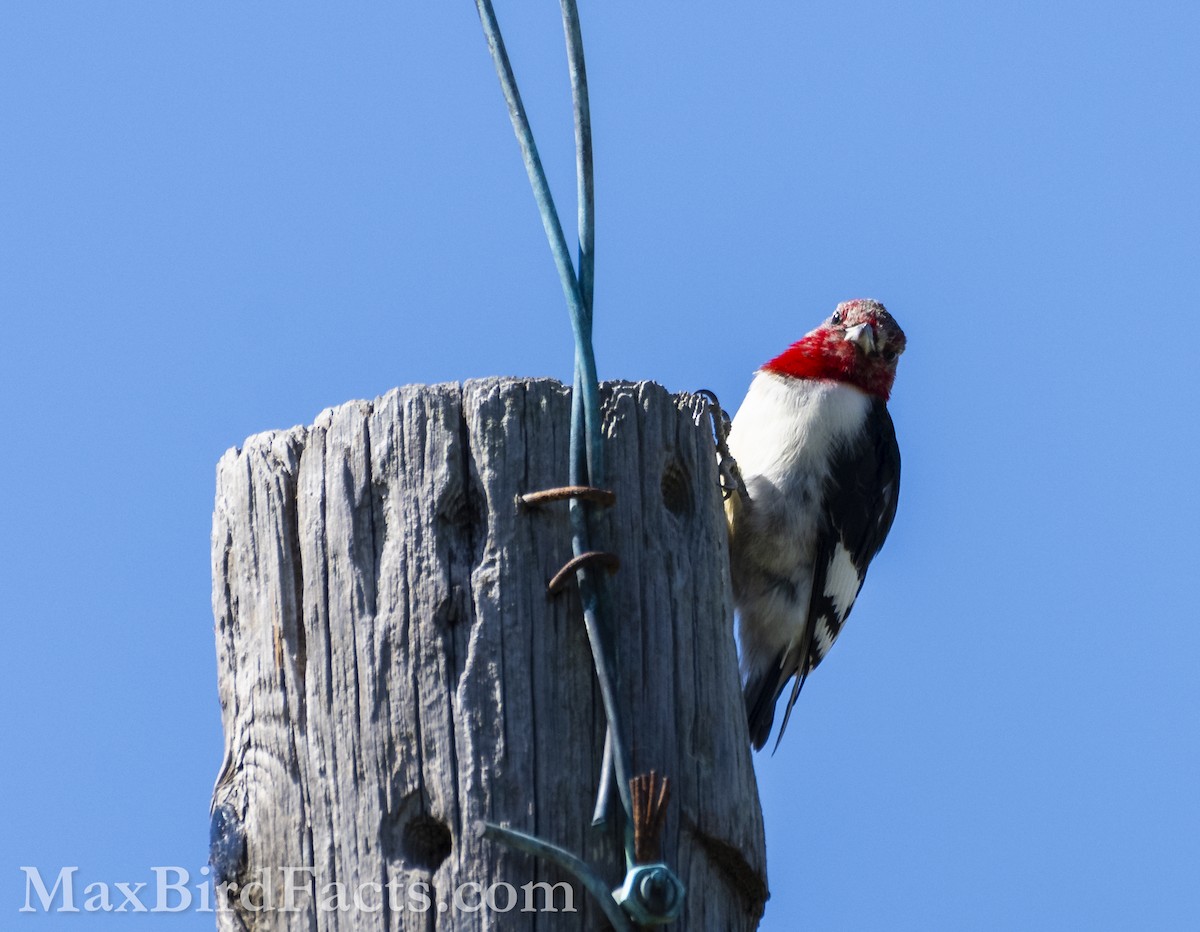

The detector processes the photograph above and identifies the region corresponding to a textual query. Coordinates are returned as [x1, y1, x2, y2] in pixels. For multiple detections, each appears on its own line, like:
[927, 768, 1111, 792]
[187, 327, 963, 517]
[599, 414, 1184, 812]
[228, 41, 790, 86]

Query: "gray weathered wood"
[210, 378, 767, 930]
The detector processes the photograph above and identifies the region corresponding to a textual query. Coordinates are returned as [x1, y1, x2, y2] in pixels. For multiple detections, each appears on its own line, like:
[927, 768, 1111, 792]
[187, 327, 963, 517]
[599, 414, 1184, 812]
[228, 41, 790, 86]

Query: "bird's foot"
[697, 389, 749, 503]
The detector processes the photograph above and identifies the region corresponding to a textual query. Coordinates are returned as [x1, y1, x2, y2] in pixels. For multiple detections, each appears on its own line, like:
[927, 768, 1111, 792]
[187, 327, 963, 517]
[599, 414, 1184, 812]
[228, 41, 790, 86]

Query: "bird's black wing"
[771, 398, 901, 749]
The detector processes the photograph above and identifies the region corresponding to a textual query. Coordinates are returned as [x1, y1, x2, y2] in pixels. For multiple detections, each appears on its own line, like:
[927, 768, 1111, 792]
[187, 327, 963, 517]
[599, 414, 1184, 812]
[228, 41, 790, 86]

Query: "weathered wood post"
[210, 377, 767, 930]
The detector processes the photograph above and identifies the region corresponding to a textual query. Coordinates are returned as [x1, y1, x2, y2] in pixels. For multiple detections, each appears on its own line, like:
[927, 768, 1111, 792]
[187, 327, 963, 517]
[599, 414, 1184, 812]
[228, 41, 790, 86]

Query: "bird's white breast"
[727, 371, 871, 492]
[725, 372, 873, 673]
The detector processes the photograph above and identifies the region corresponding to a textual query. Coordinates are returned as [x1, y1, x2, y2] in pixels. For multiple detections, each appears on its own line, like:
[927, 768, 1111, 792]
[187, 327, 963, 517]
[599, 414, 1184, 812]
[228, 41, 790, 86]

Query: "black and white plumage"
[726, 299, 905, 751]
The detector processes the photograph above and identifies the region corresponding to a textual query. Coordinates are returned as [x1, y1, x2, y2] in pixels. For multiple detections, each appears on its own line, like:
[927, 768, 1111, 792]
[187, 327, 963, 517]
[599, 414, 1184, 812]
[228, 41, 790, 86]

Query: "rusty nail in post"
[517, 485, 617, 510]
[547, 551, 620, 594]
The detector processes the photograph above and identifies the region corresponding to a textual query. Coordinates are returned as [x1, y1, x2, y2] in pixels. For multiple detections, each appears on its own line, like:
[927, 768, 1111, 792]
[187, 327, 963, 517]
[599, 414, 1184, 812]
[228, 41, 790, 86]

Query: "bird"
[725, 299, 905, 751]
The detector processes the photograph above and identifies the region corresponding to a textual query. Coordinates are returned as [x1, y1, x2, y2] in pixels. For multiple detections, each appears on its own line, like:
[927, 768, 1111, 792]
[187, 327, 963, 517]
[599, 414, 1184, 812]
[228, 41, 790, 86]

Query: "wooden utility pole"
[210, 377, 767, 930]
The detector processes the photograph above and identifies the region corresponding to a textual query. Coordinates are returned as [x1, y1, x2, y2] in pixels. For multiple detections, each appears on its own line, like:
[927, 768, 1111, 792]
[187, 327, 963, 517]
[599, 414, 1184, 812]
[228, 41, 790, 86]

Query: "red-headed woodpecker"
[726, 299, 906, 751]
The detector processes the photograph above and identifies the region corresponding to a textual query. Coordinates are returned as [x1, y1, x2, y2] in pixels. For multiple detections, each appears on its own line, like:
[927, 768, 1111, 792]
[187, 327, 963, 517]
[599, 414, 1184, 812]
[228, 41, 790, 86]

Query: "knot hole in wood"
[660, 457, 694, 517]
[436, 469, 488, 578]
[402, 815, 453, 872]
[437, 481, 485, 532]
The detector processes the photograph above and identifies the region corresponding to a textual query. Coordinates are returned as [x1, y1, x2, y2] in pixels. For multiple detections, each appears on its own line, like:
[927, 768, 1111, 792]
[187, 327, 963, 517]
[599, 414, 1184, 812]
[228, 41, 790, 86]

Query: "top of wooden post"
[210, 377, 768, 930]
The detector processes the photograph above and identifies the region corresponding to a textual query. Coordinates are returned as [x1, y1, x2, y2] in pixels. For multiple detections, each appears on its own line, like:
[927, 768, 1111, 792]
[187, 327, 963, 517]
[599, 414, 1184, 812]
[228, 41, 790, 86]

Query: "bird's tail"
[744, 667, 782, 751]
[744, 655, 807, 752]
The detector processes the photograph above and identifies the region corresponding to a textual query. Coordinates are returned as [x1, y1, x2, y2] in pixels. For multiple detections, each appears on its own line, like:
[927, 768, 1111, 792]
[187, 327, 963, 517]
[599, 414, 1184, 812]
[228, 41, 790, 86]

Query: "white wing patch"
[813, 616, 837, 659]
[824, 541, 862, 622]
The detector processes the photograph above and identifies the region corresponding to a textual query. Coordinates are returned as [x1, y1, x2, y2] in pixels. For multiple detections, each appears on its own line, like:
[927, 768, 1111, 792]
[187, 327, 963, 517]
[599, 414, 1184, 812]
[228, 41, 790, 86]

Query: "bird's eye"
[882, 348, 897, 362]
[830, 312, 842, 325]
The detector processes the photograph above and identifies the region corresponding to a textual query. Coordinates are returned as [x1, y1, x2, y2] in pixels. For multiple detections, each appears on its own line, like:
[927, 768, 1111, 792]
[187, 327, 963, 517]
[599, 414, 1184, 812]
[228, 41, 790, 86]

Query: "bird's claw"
[696, 389, 749, 503]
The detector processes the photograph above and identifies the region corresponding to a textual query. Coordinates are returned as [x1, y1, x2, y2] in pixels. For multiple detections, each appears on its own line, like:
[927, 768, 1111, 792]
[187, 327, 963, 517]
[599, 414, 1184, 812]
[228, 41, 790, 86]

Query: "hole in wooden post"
[661, 459, 693, 517]
[437, 475, 488, 580]
[438, 486, 479, 530]
[402, 815, 453, 871]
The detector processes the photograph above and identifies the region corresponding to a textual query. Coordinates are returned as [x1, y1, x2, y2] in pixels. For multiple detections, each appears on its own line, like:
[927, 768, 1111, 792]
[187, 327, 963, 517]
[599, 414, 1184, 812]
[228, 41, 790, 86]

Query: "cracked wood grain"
[210, 378, 767, 931]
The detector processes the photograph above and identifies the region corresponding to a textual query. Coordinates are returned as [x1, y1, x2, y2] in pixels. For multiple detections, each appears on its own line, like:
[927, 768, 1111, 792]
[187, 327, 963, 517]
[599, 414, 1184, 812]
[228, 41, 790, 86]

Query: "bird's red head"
[762, 299, 907, 400]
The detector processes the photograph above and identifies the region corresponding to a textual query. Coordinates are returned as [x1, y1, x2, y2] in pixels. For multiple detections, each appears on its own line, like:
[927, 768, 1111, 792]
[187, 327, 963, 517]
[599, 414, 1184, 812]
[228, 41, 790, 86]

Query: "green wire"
[473, 0, 649, 884]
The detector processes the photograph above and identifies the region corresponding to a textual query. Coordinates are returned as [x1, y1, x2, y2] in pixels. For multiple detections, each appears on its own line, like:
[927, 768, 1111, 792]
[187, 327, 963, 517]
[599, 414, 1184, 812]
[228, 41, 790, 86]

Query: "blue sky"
[2, 2, 1197, 928]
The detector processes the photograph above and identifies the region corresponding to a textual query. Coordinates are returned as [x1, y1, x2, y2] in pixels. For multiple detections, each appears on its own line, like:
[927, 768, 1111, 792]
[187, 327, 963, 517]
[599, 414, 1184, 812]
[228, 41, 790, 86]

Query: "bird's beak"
[844, 322, 877, 354]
